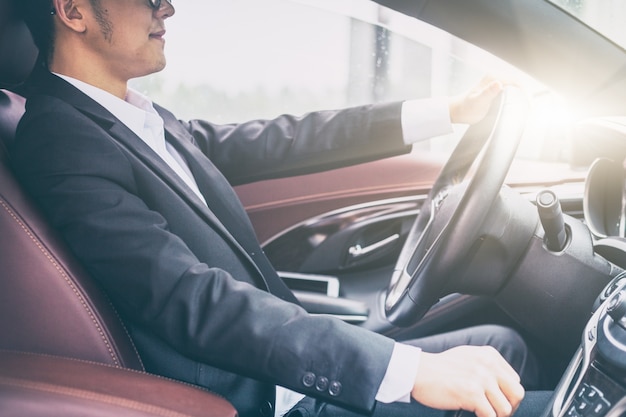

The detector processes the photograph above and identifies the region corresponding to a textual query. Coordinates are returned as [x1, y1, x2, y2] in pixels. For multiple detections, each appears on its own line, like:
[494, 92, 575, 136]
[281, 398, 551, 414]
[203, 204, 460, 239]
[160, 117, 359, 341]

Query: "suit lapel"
[158, 108, 259, 246]
[160, 111, 300, 305]
[108, 123, 209, 210]
[106, 124, 291, 299]
[103, 110, 265, 278]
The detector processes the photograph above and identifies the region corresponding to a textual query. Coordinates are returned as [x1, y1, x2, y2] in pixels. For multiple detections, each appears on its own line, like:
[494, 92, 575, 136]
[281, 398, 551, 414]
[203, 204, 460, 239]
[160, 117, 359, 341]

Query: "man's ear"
[52, 0, 87, 33]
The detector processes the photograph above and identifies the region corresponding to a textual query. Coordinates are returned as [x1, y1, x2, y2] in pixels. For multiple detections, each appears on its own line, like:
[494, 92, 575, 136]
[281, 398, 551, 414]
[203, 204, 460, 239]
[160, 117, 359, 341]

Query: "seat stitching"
[0, 350, 234, 405]
[0, 198, 120, 367]
[106, 297, 145, 370]
[0, 376, 197, 417]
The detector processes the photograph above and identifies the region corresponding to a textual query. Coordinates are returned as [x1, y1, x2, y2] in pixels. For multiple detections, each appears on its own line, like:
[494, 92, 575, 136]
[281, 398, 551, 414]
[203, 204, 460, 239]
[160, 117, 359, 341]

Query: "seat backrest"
[0, 0, 143, 370]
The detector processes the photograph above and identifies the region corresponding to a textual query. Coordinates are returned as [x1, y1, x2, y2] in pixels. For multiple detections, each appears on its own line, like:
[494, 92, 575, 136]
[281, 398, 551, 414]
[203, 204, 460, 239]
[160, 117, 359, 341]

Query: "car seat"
[0, 0, 143, 372]
[0, 1, 236, 415]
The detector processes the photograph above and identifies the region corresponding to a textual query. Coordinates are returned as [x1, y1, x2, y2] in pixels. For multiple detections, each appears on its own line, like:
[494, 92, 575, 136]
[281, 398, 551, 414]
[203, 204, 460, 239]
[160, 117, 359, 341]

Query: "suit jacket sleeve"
[170, 101, 410, 185]
[12, 95, 409, 413]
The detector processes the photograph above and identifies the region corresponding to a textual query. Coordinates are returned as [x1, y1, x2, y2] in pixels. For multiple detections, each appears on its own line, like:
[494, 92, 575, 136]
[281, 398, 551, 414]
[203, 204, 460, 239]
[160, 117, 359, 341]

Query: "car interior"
[4, 0, 626, 416]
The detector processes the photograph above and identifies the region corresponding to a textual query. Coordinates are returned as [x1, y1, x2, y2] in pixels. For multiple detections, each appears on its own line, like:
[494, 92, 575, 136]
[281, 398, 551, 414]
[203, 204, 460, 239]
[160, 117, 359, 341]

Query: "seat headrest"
[0, 0, 38, 89]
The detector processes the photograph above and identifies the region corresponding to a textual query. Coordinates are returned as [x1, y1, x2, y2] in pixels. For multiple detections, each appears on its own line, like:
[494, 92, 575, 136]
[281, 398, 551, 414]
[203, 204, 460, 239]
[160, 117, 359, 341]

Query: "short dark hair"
[13, 0, 55, 64]
[13, 0, 106, 64]
[15, 0, 107, 65]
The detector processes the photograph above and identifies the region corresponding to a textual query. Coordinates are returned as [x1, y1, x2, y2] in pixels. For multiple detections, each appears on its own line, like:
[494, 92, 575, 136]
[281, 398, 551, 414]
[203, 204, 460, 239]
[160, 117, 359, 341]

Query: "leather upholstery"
[0, 108, 144, 368]
[0, 0, 145, 368]
[0, 350, 237, 417]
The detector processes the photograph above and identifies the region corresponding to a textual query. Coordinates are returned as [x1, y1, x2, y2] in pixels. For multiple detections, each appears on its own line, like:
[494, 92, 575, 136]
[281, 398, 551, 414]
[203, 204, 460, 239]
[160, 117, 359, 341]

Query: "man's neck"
[49, 60, 128, 100]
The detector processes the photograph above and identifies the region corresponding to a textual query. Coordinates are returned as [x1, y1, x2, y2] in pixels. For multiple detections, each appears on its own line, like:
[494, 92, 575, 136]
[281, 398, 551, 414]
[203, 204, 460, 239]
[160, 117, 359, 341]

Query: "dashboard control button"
[589, 399, 611, 417]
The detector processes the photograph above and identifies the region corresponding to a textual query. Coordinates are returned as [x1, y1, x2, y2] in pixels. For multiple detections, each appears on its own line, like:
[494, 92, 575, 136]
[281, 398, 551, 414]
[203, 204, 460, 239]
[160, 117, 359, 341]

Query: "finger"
[477, 75, 498, 88]
[484, 79, 503, 96]
[480, 347, 521, 384]
[476, 348, 524, 416]
[472, 80, 502, 103]
[470, 392, 498, 417]
[472, 77, 501, 96]
[488, 358, 524, 415]
[485, 380, 515, 417]
[500, 378, 525, 414]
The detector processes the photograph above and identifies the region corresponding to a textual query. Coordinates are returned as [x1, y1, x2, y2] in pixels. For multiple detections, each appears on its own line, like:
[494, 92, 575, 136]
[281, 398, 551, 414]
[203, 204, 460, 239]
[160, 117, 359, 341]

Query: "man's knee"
[475, 325, 527, 352]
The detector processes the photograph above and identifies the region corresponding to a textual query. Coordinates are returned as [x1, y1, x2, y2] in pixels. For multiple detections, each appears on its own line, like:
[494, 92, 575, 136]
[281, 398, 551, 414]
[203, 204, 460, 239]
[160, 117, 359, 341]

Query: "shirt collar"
[53, 73, 159, 140]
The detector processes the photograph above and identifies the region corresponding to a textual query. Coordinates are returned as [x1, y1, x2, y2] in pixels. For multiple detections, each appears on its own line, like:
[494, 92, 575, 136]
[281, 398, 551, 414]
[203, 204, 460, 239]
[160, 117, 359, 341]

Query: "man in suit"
[12, 0, 552, 416]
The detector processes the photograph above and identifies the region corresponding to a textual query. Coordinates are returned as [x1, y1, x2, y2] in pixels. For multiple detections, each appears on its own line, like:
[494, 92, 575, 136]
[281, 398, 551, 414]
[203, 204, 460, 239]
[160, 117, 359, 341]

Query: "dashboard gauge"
[583, 158, 625, 238]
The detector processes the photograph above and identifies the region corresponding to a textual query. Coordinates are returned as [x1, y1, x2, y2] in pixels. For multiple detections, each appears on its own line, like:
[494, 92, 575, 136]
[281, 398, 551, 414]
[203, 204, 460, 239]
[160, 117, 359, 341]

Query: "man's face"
[84, 0, 175, 81]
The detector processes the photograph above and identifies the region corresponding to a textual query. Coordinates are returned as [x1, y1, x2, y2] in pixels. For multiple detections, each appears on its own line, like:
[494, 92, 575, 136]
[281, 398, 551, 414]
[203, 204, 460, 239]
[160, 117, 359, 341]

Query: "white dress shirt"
[54, 73, 453, 416]
[54, 74, 207, 206]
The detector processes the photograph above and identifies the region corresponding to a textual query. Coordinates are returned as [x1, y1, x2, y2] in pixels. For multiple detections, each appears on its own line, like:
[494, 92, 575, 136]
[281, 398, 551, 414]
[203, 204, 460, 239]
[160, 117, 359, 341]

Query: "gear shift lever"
[536, 189, 567, 252]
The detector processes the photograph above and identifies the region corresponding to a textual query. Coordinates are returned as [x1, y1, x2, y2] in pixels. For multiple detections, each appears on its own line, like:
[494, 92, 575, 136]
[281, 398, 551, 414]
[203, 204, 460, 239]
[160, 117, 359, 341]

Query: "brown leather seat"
[0, 0, 143, 371]
[0, 1, 237, 415]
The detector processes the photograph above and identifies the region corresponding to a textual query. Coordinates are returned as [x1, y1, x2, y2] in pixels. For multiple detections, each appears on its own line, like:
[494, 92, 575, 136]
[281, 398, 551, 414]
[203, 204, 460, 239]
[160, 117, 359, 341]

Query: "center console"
[545, 272, 626, 417]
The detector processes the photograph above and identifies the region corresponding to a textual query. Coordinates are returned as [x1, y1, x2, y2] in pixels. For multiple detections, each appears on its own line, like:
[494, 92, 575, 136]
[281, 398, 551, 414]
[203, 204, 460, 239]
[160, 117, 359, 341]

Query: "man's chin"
[154, 60, 167, 74]
[136, 60, 167, 78]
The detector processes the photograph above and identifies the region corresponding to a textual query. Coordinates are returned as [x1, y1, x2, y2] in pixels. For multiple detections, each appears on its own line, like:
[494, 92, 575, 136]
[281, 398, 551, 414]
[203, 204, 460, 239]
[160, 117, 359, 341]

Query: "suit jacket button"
[315, 376, 329, 392]
[259, 401, 273, 417]
[302, 372, 316, 388]
[329, 381, 342, 397]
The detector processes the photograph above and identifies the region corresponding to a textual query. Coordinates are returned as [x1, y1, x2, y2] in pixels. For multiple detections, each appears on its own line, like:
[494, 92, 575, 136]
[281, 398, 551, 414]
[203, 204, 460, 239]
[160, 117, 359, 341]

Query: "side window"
[131, 0, 550, 159]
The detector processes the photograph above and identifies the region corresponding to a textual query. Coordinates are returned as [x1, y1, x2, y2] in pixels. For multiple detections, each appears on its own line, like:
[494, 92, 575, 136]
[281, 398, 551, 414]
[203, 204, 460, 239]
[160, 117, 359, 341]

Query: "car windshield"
[548, 0, 626, 49]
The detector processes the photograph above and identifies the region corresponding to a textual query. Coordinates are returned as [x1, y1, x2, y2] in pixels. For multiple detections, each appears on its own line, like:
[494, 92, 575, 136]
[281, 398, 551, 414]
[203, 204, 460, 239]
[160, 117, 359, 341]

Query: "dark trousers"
[285, 325, 552, 417]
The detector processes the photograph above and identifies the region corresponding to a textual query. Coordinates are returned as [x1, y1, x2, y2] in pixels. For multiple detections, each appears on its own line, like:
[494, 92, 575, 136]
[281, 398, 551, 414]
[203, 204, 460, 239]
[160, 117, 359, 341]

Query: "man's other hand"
[411, 345, 525, 417]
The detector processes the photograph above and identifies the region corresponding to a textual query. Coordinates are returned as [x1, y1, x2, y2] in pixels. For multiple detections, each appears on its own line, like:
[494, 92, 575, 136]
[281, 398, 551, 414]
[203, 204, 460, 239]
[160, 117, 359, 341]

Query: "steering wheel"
[385, 87, 529, 327]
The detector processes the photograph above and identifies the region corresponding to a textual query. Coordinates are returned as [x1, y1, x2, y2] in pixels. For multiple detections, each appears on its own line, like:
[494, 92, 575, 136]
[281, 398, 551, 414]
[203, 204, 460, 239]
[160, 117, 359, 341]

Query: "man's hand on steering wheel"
[449, 77, 504, 125]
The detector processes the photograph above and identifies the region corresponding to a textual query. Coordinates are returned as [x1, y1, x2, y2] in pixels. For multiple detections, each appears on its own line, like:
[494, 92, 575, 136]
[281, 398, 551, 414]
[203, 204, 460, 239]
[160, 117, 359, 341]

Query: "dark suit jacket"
[11, 67, 412, 417]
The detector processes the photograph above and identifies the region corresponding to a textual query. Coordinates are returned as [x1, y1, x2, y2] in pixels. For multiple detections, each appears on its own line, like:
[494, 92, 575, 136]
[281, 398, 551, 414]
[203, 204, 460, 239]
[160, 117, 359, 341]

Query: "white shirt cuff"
[401, 97, 453, 145]
[375, 342, 422, 404]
